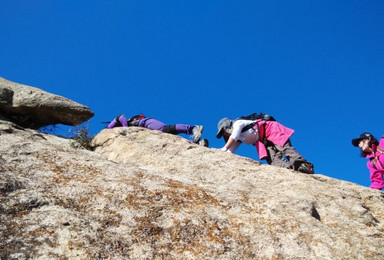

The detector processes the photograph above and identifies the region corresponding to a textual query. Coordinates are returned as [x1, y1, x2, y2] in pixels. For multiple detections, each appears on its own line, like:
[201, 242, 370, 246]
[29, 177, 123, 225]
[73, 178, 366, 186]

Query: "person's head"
[352, 132, 379, 157]
[216, 118, 233, 139]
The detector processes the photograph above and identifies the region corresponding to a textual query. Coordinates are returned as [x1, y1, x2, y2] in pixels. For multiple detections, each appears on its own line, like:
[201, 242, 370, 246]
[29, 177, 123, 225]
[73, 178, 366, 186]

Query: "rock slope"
[0, 77, 93, 128]
[1, 121, 384, 259]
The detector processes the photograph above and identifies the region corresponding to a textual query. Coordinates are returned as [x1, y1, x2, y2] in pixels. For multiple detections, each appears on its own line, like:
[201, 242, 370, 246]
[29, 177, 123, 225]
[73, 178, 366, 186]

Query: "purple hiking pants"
[107, 116, 194, 134]
[138, 118, 193, 134]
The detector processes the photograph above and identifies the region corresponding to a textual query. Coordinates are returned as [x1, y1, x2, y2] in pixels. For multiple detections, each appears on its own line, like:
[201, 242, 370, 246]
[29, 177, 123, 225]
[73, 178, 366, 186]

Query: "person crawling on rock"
[107, 114, 205, 145]
[216, 116, 314, 174]
[352, 132, 384, 190]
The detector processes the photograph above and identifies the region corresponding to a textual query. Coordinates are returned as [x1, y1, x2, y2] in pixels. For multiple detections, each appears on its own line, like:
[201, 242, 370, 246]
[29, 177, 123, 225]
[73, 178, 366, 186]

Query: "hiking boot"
[198, 138, 209, 147]
[298, 162, 314, 174]
[192, 125, 203, 143]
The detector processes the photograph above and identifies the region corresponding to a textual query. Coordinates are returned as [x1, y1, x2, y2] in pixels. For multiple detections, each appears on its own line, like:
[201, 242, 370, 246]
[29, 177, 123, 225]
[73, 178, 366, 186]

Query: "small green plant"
[69, 122, 94, 151]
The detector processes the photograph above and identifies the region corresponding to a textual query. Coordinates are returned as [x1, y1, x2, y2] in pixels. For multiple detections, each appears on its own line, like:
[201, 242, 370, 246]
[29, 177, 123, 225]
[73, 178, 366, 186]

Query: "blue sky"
[1, 1, 383, 189]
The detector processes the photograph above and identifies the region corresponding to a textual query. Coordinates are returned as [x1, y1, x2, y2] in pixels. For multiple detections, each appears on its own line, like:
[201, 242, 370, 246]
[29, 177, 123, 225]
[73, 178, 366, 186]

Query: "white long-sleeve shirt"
[228, 120, 260, 153]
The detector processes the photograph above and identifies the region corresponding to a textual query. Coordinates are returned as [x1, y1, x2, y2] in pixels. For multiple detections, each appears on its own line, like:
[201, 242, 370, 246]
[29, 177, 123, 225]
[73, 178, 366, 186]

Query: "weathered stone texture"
[0, 77, 93, 128]
[1, 123, 384, 259]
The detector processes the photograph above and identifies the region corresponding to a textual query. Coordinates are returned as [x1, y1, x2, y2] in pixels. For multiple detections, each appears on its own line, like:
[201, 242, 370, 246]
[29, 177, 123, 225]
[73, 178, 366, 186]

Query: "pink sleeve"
[255, 141, 268, 160]
[379, 138, 384, 150]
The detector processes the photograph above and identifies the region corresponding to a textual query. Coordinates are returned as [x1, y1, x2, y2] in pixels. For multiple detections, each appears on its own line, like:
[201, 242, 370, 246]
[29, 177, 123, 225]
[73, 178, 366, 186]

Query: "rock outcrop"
[0, 77, 94, 128]
[1, 120, 384, 259]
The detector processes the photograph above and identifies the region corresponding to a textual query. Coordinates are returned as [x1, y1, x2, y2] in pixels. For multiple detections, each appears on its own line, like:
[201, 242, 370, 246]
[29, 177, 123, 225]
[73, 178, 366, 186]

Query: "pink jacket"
[253, 119, 295, 160]
[365, 138, 384, 190]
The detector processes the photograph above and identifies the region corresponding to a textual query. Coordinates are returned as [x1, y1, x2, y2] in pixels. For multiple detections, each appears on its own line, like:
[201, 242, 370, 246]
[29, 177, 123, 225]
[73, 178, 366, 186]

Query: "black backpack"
[238, 112, 276, 122]
[127, 114, 145, 126]
[237, 113, 275, 133]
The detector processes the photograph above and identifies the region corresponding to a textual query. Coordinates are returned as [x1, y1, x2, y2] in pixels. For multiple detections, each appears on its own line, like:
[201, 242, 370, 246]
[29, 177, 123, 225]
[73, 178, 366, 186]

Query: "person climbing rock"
[352, 132, 384, 190]
[216, 116, 314, 174]
[107, 114, 205, 144]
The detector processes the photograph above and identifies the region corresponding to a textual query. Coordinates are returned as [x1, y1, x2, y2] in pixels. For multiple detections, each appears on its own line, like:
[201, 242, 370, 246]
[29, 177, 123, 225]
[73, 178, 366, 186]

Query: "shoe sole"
[193, 126, 203, 143]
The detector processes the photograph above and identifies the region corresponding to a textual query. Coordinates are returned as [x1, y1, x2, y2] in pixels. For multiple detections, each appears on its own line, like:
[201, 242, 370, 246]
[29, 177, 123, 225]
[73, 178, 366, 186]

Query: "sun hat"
[352, 132, 373, 147]
[216, 118, 233, 139]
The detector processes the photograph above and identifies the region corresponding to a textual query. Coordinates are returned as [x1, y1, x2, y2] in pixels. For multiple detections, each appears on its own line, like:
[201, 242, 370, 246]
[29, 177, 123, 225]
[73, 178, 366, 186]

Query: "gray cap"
[216, 118, 233, 139]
